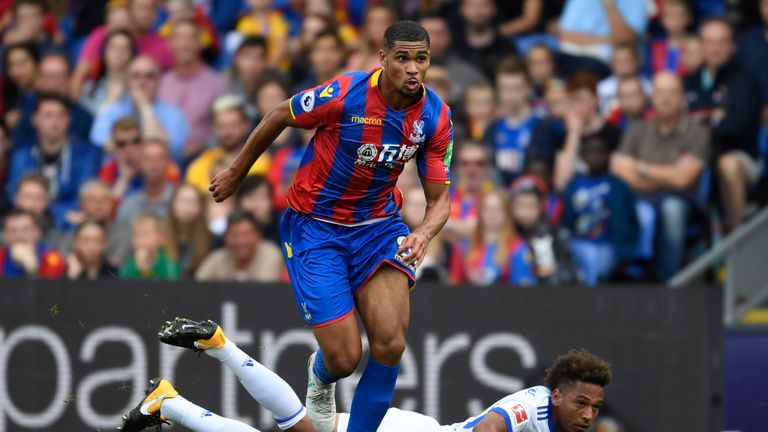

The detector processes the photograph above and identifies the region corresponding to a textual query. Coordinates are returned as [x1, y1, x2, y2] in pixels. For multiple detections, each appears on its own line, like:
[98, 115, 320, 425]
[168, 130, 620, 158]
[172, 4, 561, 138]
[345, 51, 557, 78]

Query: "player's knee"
[325, 348, 361, 378]
[370, 335, 406, 364]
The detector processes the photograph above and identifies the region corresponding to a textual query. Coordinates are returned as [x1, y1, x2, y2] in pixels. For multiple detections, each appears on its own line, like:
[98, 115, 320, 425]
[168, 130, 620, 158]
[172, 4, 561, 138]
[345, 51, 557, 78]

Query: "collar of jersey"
[547, 397, 555, 431]
[369, 67, 426, 112]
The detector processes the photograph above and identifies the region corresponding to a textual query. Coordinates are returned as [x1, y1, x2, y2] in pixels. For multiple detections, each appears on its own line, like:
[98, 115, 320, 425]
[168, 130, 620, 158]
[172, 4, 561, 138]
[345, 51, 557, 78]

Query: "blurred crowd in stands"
[0, 0, 766, 286]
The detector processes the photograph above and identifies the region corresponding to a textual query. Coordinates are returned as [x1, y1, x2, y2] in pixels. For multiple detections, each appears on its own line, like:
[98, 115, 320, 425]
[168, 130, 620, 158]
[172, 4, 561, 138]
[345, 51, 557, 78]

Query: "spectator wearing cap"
[159, 19, 228, 162]
[0, 209, 65, 278]
[557, 0, 647, 77]
[612, 71, 710, 282]
[7, 94, 102, 229]
[115, 137, 176, 224]
[453, 0, 517, 80]
[185, 96, 270, 195]
[736, 0, 768, 124]
[418, 14, 487, 104]
[90, 55, 189, 162]
[99, 117, 180, 203]
[685, 18, 762, 232]
[13, 52, 94, 147]
[195, 210, 283, 282]
[551, 72, 621, 192]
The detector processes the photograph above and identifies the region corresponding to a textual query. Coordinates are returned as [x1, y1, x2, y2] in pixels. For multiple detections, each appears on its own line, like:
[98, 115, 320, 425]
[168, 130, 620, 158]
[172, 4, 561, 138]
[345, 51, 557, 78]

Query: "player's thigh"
[281, 209, 355, 328]
[311, 312, 362, 376]
[356, 265, 410, 350]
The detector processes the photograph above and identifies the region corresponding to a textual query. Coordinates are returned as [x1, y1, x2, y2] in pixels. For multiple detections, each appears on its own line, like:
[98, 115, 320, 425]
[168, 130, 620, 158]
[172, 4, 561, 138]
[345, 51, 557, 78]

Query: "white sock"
[206, 340, 307, 430]
[161, 395, 260, 432]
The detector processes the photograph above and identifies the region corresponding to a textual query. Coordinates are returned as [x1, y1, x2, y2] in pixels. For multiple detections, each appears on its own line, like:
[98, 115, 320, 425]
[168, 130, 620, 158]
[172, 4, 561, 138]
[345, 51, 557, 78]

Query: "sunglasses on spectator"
[115, 137, 141, 148]
[129, 71, 159, 80]
[459, 159, 488, 167]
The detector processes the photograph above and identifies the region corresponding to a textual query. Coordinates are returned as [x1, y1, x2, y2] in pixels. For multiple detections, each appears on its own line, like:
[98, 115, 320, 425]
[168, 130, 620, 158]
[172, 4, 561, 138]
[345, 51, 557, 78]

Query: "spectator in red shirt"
[0, 208, 65, 278]
[443, 142, 494, 243]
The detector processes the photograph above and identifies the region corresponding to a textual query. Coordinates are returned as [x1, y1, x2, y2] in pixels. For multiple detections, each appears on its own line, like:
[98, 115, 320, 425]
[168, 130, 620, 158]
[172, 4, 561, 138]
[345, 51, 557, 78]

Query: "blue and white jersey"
[336, 386, 554, 432]
[442, 386, 554, 431]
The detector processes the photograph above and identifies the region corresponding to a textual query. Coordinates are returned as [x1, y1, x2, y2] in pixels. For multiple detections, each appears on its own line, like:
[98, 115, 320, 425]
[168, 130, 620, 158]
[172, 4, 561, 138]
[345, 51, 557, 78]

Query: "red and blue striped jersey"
[287, 68, 453, 225]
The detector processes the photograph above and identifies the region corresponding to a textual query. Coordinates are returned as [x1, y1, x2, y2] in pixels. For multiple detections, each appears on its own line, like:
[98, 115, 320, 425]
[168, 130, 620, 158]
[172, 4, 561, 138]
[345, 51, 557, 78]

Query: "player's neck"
[378, 71, 421, 111]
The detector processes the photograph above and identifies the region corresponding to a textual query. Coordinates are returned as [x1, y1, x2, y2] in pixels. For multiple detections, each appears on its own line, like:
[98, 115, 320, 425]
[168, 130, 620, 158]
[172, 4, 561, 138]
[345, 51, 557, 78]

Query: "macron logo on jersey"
[351, 116, 383, 126]
[320, 85, 334, 98]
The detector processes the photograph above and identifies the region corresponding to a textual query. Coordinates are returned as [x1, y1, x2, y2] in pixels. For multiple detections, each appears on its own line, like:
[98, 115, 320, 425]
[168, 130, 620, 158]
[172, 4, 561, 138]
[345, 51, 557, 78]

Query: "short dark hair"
[383, 20, 430, 50]
[12, 0, 46, 14]
[236, 36, 267, 55]
[34, 92, 71, 113]
[613, 43, 639, 60]
[226, 209, 261, 233]
[17, 172, 50, 194]
[496, 56, 529, 80]
[544, 349, 613, 390]
[235, 175, 273, 203]
[566, 72, 599, 96]
[75, 219, 108, 237]
[3, 208, 39, 227]
[312, 28, 342, 50]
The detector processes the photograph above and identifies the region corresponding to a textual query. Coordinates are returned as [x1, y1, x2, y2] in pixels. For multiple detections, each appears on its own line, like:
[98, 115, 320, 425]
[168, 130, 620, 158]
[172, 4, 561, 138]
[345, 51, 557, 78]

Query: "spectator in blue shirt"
[564, 135, 637, 286]
[7, 94, 102, 229]
[557, 0, 648, 78]
[12, 52, 94, 148]
[485, 58, 540, 186]
[90, 55, 189, 162]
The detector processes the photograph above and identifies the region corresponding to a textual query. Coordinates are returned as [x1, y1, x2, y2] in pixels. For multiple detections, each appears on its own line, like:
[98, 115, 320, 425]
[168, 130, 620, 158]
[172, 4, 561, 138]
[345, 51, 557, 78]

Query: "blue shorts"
[280, 208, 416, 327]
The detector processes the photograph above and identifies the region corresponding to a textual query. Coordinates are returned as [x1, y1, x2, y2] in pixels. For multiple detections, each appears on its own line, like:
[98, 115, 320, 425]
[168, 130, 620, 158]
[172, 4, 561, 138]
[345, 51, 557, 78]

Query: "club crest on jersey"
[300, 91, 315, 112]
[355, 143, 418, 168]
[409, 120, 425, 144]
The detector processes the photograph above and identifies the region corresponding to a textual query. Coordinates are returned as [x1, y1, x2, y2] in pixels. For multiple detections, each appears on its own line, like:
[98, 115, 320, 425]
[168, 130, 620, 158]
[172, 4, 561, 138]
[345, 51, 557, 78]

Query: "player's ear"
[380, 48, 387, 68]
[551, 388, 562, 407]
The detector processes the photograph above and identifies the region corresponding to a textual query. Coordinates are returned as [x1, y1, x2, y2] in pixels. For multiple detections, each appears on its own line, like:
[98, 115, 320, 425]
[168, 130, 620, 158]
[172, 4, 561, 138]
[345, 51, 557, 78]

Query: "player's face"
[381, 41, 430, 98]
[552, 382, 604, 432]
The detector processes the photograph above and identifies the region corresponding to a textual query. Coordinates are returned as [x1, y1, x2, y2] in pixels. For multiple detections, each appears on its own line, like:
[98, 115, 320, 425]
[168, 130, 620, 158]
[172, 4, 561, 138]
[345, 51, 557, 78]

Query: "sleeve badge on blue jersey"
[319, 84, 335, 98]
[300, 91, 315, 112]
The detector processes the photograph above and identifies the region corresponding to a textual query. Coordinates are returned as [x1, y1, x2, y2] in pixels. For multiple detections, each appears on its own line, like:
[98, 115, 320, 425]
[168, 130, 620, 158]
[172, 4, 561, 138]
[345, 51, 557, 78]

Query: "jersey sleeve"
[417, 104, 453, 184]
[490, 399, 535, 432]
[288, 79, 344, 130]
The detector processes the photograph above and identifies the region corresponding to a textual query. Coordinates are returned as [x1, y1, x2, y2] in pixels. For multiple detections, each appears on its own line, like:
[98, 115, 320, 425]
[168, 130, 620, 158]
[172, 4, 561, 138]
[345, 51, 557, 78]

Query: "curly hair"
[544, 349, 612, 390]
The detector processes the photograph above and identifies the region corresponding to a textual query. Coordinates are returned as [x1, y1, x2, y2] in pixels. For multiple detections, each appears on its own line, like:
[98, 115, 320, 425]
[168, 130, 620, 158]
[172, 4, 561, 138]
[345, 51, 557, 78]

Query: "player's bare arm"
[398, 181, 450, 267]
[209, 100, 298, 202]
[473, 411, 508, 432]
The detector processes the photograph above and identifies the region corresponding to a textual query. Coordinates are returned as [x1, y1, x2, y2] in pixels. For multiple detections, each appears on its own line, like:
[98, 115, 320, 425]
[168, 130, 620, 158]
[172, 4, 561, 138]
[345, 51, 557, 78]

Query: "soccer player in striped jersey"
[208, 20, 453, 432]
[120, 318, 612, 432]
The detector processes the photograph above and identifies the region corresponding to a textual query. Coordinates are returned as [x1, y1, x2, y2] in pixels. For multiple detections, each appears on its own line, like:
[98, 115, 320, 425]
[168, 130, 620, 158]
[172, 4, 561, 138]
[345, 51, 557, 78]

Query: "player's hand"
[397, 230, 430, 269]
[209, 167, 243, 203]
